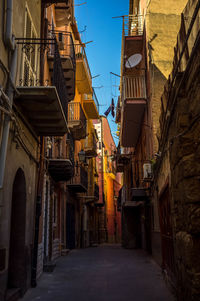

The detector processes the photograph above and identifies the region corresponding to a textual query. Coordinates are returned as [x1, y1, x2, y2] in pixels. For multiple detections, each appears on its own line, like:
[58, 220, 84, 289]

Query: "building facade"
[94, 116, 121, 244]
[0, 0, 101, 300]
[115, 0, 199, 299]
[154, 1, 200, 299]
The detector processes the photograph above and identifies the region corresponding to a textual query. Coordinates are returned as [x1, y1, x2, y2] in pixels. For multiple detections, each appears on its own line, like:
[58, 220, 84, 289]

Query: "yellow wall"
[144, 0, 188, 152]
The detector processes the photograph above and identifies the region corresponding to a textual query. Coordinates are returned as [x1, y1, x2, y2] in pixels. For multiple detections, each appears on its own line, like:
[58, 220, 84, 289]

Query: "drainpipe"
[4, 0, 15, 50]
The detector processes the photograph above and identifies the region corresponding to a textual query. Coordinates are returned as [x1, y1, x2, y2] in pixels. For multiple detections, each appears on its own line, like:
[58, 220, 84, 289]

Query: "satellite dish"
[125, 54, 142, 68]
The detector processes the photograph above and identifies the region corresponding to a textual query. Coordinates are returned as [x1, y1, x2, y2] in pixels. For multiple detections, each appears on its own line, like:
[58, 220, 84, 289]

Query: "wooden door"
[159, 186, 175, 274]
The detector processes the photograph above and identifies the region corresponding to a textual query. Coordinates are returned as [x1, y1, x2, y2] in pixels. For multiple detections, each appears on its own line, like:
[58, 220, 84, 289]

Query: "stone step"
[6, 288, 21, 301]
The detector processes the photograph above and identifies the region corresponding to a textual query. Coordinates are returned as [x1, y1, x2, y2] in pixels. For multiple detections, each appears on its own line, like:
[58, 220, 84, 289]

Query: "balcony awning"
[55, 3, 72, 27]
[83, 100, 99, 119]
[15, 86, 68, 136]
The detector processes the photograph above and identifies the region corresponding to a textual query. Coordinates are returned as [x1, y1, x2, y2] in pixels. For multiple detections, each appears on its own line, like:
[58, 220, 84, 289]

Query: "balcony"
[41, 0, 68, 7]
[67, 165, 88, 192]
[116, 148, 132, 172]
[123, 15, 145, 78]
[68, 102, 87, 140]
[123, 187, 149, 207]
[54, 1, 74, 27]
[75, 44, 92, 94]
[83, 89, 99, 119]
[121, 76, 147, 147]
[84, 129, 98, 158]
[86, 177, 99, 203]
[14, 38, 68, 136]
[48, 135, 74, 182]
[124, 15, 143, 37]
[42, 0, 68, 3]
[124, 188, 149, 207]
[48, 31, 75, 101]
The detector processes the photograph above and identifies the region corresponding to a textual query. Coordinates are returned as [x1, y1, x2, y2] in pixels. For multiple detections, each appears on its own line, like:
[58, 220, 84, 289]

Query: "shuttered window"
[22, 8, 37, 86]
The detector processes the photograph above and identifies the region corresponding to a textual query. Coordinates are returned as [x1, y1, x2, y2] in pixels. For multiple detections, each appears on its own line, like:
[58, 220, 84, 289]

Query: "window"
[22, 7, 38, 86]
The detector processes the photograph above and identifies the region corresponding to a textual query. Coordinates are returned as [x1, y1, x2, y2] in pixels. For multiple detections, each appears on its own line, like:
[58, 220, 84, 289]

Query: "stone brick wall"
[155, 1, 200, 298]
[169, 44, 200, 300]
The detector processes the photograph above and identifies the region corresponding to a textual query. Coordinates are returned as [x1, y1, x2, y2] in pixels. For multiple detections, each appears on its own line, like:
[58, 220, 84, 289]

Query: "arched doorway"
[8, 168, 27, 293]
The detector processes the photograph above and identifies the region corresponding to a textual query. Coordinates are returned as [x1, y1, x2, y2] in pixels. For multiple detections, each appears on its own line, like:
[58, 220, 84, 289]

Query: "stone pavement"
[22, 245, 174, 301]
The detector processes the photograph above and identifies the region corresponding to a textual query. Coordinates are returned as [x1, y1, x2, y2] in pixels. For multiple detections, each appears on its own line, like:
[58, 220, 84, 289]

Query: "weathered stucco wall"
[0, 0, 41, 297]
[145, 0, 188, 154]
[0, 122, 38, 295]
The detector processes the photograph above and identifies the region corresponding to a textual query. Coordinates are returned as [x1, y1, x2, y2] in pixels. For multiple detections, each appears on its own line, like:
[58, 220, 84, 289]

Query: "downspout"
[4, 0, 15, 50]
[0, 0, 17, 189]
[31, 137, 44, 287]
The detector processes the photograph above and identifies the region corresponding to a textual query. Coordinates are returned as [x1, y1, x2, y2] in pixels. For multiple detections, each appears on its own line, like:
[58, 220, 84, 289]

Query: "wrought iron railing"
[49, 30, 76, 69]
[47, 134, 74, 165]
[74, 43, 92, 81]
[16, 38, 69, 118]
[123, 15, 143, 37]
[68, 165, 88, 189]
[123, 76, 146, 100]
[68, 102, 86, 126]
[66, 133, 75, 165]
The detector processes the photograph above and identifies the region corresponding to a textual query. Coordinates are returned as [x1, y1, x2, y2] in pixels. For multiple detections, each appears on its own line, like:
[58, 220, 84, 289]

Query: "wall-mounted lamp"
[78, 150, 86, 163]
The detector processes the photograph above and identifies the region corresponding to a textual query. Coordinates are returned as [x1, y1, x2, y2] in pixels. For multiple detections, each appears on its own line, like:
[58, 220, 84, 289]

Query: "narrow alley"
[1, 0, 200, 300]
[22, 245, 173, 301]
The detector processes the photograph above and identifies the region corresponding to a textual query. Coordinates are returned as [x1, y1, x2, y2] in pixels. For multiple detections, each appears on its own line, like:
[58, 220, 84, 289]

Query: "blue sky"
[74, 0, 129, 145]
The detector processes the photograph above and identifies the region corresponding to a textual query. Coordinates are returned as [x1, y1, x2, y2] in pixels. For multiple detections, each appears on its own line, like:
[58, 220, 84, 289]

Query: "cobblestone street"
[22, 245, 174, 301]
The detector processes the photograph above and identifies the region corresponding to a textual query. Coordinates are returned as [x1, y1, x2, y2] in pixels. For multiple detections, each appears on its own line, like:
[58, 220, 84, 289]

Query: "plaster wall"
[0, 121, 38, 295]
[0, 0, 40, 297]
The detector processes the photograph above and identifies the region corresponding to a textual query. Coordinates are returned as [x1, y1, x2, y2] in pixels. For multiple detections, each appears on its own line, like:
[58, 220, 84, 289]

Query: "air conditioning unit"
[143, 163, 152, 180]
